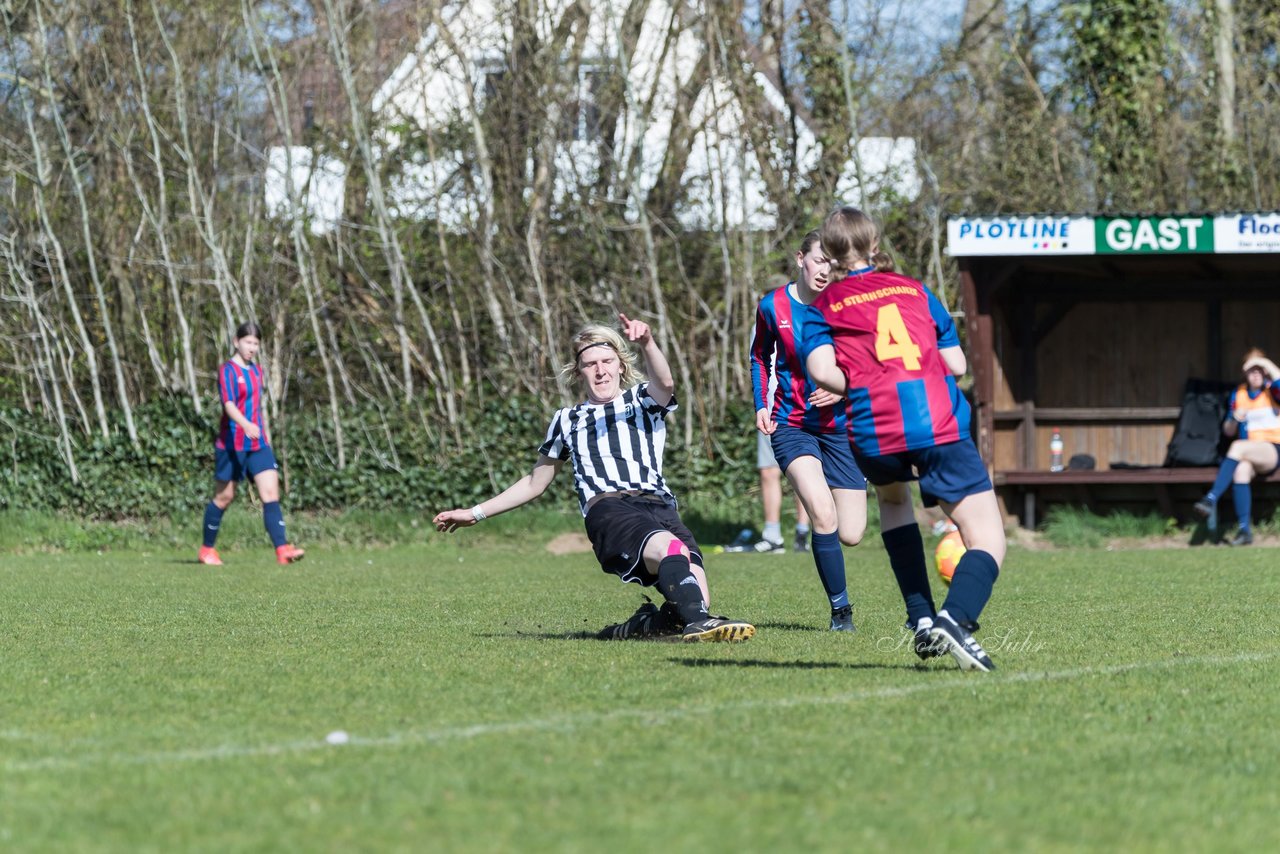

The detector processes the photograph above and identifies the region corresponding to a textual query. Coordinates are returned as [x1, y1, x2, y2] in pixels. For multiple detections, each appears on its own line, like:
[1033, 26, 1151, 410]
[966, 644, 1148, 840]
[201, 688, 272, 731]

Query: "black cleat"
[928, 612, 996, 672]
[910, 617, 946, 660]
[681, 615, 755, 642]
[597, 600, 683, 640]
[794, 531, 810, 553]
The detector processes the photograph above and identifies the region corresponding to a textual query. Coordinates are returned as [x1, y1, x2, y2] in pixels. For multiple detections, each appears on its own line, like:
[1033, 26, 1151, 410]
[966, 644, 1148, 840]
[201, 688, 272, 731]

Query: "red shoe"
[198, 546, 223, 566]
[276, 544, 306, 565]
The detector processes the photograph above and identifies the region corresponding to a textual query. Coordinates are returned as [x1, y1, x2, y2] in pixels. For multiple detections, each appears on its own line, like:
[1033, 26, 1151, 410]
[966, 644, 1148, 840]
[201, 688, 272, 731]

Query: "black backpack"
[1164, 379, 1233, 467]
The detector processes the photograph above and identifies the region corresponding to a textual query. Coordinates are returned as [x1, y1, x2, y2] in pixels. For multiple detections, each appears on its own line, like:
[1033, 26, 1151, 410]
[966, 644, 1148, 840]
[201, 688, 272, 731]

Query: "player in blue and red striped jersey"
[198, 322, 305, 567]
[801, 207, 1004, 671]
[751, 230, 867, 631]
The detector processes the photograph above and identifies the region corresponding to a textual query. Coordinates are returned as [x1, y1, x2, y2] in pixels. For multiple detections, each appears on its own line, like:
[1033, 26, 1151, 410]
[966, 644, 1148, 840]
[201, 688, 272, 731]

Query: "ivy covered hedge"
[0, 396, 759, 520]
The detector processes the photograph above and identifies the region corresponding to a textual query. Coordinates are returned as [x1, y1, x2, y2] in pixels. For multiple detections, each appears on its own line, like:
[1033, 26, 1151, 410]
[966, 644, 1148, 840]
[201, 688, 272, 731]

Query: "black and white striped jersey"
[539, 383, 677, 515]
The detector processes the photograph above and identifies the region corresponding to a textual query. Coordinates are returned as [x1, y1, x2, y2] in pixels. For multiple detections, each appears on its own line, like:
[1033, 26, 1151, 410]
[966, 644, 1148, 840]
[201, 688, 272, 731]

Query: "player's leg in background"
[253, 466, 288, 548]
[204, 480, 235, 546]
[793, 496, 811, 551]
[252, 460, 304, 563]
[877, 481, 935, 629]
[200, 479, 235, 564]
[758, 464, 785, 550]
[786, 456, 851, 628]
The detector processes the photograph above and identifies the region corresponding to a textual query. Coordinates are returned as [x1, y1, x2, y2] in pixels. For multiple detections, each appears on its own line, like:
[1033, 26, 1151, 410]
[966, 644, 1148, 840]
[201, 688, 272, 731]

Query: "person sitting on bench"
[1194, 349, 1280, 545]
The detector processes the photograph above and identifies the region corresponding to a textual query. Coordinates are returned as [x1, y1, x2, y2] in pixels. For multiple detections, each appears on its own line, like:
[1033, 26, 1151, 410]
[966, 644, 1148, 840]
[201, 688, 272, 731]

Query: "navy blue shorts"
[855, 440, 992, 507]
[215, 446, 279, 483]
[771, 425, 866, 490]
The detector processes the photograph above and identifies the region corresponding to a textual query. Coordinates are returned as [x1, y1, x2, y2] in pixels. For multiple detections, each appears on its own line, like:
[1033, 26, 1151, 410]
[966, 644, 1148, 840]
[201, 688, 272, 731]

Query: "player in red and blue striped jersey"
[198, 322, 305, 567]
[752, 230, 868, 631]
[801, 207, 1004, 671]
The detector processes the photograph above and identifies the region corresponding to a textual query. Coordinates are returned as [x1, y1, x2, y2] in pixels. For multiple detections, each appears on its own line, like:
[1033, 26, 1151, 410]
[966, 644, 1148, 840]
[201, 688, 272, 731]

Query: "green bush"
[1040, 505, 1176, 548]
[0, 395, 761, 521]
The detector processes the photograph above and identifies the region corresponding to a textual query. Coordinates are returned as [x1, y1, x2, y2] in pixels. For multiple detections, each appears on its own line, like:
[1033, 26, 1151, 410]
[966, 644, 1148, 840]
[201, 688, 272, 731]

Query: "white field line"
[5, 650, 1277, 774]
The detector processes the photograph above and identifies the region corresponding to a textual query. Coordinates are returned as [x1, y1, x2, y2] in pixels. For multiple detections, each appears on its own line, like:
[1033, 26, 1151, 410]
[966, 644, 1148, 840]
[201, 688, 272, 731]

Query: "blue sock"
[263, 501, 288, 548]
[941, 549, 1000, 626]
[810, 530, 849, 610]
[1207, 459, 1239, 503]
[1232, 483, 1252, 533]
[202, 502, 224, 548]
[881, 524, 935, 625]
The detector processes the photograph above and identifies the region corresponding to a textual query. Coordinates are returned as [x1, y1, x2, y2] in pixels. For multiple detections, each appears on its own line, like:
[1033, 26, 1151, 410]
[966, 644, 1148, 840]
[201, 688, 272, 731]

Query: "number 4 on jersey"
[875, 303, 922, 370]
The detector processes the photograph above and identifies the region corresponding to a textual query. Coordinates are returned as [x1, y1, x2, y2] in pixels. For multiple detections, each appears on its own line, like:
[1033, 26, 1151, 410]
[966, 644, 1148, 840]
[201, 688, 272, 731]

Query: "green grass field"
[3, 527, 1279, 851]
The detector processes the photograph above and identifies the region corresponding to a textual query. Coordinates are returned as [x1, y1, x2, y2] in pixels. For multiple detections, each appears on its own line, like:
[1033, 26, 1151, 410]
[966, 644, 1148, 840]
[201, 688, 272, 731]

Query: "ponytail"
[821, 207, 895, 275]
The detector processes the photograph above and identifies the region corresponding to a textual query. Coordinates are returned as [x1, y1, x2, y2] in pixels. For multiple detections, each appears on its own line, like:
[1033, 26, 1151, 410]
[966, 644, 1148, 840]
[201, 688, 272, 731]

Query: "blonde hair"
[821, 207, 894, 276]
[559, 323, 644, 387]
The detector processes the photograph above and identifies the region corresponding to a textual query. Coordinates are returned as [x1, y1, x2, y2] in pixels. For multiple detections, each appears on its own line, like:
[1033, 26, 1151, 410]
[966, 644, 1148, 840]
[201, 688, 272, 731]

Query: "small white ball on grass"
[325, 730, 350, 745]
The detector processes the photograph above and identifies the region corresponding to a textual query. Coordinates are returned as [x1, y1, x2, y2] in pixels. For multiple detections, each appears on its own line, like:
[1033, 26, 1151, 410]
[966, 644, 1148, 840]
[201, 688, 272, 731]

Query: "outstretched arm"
[620, 312, 674, 406]
[433, 455, 563, 532]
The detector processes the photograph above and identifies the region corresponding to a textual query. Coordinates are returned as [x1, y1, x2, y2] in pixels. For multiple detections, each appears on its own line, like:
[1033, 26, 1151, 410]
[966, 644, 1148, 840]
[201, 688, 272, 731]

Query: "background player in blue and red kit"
[751, 230, 867, 631]
[198, 322, 305, 567]
[801, 207, 1004, 671]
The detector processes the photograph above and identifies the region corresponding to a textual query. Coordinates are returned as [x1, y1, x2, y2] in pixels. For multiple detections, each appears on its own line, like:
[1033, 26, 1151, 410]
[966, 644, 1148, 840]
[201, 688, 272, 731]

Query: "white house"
[264, 0, 919, 234]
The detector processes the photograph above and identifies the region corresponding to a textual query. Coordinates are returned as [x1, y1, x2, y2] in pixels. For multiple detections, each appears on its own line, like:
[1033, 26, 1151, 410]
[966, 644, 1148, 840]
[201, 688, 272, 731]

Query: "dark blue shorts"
[855, 440, 992, 508]
[771, 425, 866, 490]
[215, 446, 279, 483]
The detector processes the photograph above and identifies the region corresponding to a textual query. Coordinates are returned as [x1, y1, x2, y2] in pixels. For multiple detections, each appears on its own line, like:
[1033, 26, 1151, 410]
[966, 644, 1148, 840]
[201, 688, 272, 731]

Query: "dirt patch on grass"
[546, 532, 592, 555]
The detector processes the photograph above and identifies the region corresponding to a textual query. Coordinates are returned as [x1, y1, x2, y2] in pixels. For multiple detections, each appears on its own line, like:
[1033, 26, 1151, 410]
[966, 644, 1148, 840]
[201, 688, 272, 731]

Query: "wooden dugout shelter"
[948, 212, 1280, 528]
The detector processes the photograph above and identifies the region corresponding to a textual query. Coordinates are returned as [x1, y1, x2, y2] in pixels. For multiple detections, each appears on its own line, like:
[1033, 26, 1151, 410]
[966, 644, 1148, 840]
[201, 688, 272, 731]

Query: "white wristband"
[471, 505, 487, 523]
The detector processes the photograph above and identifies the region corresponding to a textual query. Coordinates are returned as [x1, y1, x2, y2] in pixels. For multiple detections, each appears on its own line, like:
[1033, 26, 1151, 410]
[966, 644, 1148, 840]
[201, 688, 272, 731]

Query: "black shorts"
[583, 494, 703, 586]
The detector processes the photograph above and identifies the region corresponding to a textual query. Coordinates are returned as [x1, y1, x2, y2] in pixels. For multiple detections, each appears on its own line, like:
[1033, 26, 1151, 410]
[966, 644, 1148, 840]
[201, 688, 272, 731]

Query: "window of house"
[561, 65, 606, 142]
[576, 66, 604, 141]
[475, 58, 506, 104]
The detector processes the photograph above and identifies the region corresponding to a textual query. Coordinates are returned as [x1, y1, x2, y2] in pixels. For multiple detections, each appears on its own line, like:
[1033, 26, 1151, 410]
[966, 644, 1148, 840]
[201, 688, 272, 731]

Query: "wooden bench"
[995, 466, 1280, 528]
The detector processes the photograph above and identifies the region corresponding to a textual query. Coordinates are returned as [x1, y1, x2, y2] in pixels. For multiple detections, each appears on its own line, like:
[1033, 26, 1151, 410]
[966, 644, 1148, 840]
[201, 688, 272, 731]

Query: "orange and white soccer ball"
[934, 530, 966, 586]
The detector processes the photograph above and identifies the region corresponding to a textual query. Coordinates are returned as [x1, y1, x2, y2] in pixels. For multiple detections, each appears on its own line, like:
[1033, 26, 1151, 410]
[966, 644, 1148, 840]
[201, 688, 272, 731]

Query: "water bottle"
[1049, 428, 1064, 472]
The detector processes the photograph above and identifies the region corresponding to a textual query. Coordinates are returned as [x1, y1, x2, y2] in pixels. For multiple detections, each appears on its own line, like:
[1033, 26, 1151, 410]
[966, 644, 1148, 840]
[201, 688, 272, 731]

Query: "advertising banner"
[948, 214, 1280, 256]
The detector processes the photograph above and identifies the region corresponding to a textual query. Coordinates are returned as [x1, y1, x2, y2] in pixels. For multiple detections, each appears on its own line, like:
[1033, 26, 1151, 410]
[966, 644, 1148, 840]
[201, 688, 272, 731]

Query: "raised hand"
[618, 312, 652, 346]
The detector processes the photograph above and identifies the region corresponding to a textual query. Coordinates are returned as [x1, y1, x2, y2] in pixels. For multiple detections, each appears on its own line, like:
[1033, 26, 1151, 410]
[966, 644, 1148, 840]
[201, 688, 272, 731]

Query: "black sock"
[881, 524, 935, 625]
[657, 555, 708, 625]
